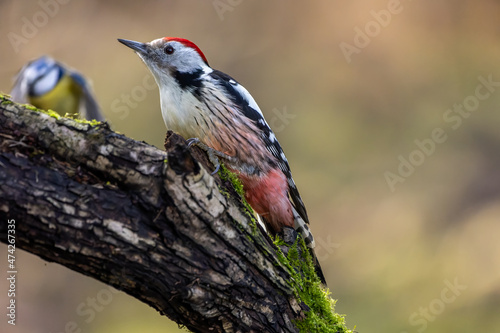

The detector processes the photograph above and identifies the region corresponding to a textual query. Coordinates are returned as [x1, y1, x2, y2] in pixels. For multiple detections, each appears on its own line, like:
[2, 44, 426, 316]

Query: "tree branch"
[0, 95, 351, 333]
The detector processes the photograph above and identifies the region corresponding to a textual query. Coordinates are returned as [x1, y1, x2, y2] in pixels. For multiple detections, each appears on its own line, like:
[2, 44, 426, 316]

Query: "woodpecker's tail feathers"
[293, 207, 315, 248]
[292, 207, 327, 285]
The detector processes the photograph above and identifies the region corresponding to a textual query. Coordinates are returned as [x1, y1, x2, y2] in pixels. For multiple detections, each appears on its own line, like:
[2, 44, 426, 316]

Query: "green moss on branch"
[274, 237, 354, 333]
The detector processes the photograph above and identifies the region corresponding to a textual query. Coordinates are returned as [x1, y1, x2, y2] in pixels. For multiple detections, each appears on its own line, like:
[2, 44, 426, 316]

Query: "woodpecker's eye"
[164, 45, 175, 55]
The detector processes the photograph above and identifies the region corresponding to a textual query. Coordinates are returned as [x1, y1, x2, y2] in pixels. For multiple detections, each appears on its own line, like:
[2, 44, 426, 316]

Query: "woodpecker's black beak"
[118, 39, 148, 54]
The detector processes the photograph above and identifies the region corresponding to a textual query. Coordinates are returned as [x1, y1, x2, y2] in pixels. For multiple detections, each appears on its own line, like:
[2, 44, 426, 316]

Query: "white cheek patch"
[31, 67, 60, 96]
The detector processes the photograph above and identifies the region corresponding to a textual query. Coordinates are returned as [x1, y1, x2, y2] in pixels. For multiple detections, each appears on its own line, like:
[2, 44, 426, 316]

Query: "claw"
[186, 137, 201, 148]
[186, 137, 225, 174]
[210, 162, 220, 175]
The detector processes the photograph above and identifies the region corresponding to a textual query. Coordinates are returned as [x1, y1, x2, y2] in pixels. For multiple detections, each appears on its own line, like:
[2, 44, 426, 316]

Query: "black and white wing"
[208, 69, 309, 224]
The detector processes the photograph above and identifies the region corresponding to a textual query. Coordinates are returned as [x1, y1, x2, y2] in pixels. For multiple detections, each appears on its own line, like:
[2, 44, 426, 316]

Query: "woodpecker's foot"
[187, 138, 231, 175]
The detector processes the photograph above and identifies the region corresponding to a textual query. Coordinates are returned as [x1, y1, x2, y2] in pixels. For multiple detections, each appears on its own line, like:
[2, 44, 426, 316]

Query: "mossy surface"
[217, 163, 258, 232]
[64, 112, 102, 126]
[0, 94, 14, 105]
[274, 237, 354, 333]
[1, 94, 101, 125]
[218, 163, 245, 197]
[42, 108, 61, 119]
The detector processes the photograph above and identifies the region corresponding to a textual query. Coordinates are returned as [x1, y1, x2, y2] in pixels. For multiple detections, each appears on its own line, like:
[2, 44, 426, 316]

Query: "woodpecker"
[11, 56, 104, 121]
[118, 37, 326, 284]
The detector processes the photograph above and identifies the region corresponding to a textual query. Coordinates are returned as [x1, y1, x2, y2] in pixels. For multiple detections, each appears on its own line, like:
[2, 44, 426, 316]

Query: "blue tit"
[11, 56, 104, 121]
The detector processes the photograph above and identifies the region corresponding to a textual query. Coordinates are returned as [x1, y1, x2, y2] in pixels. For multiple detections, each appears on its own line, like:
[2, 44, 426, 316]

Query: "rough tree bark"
[0, 96, 350, 333]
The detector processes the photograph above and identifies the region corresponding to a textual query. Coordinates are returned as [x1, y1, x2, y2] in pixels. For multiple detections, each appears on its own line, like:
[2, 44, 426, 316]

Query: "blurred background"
[1, 1, 500, 332]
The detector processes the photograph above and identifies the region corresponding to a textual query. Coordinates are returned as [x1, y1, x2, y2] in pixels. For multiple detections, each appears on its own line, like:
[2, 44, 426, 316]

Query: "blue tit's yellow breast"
[29, 74, 83, 116]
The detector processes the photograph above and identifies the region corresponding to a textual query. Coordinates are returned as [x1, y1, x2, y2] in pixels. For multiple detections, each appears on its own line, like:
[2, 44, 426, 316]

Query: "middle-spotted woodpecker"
[118, 37, 326, 284]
